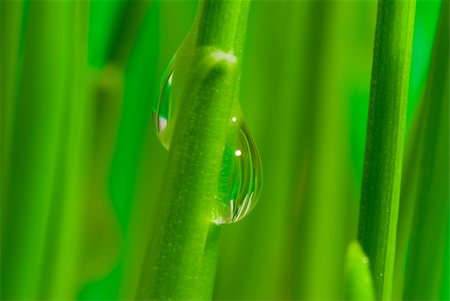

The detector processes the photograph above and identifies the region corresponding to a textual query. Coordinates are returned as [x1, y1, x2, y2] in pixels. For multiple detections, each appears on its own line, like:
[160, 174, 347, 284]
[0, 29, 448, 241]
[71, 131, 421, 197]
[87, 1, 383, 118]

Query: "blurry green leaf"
[403, 1, 449, 299]
[344, 241, 376, 301]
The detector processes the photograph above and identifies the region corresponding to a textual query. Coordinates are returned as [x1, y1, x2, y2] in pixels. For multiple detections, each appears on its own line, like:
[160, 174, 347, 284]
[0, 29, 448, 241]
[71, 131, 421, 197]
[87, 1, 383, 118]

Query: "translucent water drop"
[153, 58, 175, 150]
[211, 119, 262, 224]
[152, 58, 262, 224]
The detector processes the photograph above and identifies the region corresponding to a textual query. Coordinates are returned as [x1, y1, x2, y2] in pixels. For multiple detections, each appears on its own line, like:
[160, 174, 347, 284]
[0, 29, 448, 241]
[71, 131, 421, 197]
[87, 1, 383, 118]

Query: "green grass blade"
[88, 0, 127, 68]
[344, 241, 376, 301]
[403, 1, 449, 298]
[37, 3, 90, 298]
[0, 1, 72, 298]
[294, 2, 369, 299]
[135, 1, 249, 299]
[357, 0, 416, 300]
[0, 0, 23, 203]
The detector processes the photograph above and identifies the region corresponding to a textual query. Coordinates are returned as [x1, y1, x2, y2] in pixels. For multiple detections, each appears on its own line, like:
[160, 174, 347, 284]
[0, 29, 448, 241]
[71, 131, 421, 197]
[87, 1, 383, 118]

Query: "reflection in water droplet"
[152, 58, 262, 224]
[211, 122, 262, 224]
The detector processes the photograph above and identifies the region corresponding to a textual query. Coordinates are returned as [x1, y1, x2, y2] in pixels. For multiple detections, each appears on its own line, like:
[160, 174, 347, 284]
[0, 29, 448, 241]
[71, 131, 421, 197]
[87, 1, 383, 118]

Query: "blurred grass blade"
[77, 2, 152, 299]
[403, 1, 449, 299]
[344, 241, 376, 301]
[294, 2, 365, 299]
[88, 0, 127, 68]
[76, 63, 123, 299]
[135, 1, 249, 299]
[0, 0, 23, 201]
[357, 0, 416, 300]
[109, 0, 153, 233]
[0, 1, 72, 298]
[37, 2, 90, 298]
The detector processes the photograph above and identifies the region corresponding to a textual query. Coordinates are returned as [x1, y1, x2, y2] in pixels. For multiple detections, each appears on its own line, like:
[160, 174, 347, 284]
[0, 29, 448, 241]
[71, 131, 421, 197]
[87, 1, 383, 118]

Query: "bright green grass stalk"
[403, 2, 449, 298]
[135, 1, 249, 299]
[37, 3, 90, 298]
[344, 241, 375, 300]
[0, 2, 72, 298]
[357, 0, 416, 300]
[294, 2, 363, 299]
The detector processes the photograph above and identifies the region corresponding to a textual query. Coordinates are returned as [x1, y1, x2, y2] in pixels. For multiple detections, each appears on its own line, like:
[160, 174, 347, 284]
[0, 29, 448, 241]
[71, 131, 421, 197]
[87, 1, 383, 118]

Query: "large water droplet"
[211, 119, 262, 224]
[152, 58, 262, 224]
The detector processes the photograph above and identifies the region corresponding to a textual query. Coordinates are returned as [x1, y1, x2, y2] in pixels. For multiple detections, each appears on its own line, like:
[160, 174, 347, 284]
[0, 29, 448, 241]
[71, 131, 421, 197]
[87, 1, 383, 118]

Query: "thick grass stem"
[135, 1, 250, 299]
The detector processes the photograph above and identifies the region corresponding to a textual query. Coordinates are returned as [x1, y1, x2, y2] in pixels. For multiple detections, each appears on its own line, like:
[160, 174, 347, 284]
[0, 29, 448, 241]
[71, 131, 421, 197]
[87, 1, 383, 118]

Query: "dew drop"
[152, 58, 262, 225]
[211, 121, 262, 224]
[153, 58, 175, 150]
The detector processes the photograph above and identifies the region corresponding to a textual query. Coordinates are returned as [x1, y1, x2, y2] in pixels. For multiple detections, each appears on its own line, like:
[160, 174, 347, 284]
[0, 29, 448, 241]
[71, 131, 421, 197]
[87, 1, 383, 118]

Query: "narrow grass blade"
[37, 3, 90, 298]
[0, 0, 23, 204]
[357, 0, 416, 299]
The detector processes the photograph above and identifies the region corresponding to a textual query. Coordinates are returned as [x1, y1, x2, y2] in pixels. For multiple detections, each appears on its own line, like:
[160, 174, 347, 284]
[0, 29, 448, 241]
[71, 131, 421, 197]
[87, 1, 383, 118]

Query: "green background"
[0, 0, 448, 300]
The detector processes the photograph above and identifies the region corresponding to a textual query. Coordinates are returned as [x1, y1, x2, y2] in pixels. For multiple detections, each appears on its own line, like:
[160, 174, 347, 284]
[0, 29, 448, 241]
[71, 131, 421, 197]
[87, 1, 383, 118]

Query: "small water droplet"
[153, 58, 175, 150]
[379, 273, 384, 277]
[211, 122, 262, 224]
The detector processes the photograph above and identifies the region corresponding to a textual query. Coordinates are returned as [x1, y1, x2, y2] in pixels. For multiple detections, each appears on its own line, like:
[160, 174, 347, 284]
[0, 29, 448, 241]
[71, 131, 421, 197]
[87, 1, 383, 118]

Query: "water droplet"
[153, 58, 262, 225]
[153, 57, 175, 150]
[211, 122, 262, 224]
